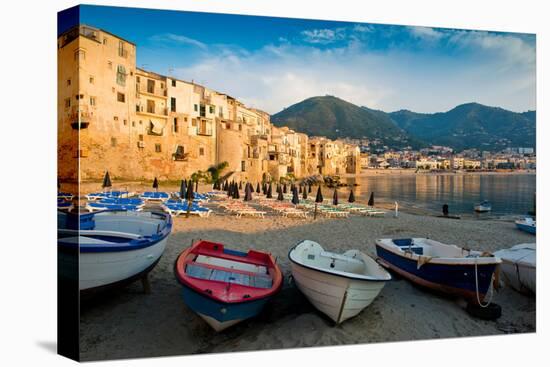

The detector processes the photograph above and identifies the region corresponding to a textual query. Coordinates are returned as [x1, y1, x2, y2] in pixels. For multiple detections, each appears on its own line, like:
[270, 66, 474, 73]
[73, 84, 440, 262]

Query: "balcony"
[136, 105, 168, 118]
[197, 127, 213, 136]
[172, 152, 190, 161]
[136, 83, 168, 98]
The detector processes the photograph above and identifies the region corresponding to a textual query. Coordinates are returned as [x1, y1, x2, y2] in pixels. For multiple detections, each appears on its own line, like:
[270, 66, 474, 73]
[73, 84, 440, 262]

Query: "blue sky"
[69, 5, 536, 114]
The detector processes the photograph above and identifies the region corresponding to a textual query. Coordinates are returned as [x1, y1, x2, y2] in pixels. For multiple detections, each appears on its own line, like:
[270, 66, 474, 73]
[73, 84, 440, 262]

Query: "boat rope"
[474, 260, 494, 308]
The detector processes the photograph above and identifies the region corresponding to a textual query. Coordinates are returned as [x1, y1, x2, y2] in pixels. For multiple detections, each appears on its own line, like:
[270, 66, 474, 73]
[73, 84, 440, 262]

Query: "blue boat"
[515, 218, 536, 235]
[175, 240, 283, 331]
[375, 238, 501, 301]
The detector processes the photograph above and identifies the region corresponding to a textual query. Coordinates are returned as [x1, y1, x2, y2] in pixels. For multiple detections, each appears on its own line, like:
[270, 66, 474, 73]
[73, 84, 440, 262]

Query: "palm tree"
[207, 161, 229, 184]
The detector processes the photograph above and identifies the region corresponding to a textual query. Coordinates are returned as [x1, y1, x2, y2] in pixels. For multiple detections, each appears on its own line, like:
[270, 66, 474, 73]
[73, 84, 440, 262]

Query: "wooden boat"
[289, 240, 391, 324]
[375, 238, 501, 301]
[515, 217, 536, 235]
[58, 210, 172, 293]
[474, 200, 492, 212]
[175, 240, 283, 331]
[494, 243, 535, 294]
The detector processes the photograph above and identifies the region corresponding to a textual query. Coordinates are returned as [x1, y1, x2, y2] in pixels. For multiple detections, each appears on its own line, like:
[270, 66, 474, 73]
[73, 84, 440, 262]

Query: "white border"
[0, 1, 546, 366]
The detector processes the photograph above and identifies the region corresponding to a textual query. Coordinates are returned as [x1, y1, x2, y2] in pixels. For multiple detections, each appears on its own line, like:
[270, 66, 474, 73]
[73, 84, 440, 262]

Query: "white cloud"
[149, 33, 207, 50]
[408, 26, 445, 43]
[169, 28, 535, 114]
[301, 28, 346, 44]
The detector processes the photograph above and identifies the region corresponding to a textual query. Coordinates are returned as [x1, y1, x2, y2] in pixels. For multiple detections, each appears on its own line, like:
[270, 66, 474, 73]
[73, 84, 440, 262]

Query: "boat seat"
[186, 263, 273, 289]
[319, 251, 364, 266]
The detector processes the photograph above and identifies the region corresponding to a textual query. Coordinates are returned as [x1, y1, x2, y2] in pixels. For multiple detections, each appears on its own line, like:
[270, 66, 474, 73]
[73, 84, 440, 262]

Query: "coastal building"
[58, 25, 360, 182]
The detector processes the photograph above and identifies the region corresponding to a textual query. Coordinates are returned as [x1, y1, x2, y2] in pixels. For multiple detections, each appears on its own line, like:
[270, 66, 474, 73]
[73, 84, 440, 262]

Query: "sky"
[67, 5, 536, 114]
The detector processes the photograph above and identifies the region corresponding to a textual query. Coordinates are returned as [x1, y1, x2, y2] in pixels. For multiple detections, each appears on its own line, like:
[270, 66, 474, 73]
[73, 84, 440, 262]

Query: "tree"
[206, 161, 229, 183]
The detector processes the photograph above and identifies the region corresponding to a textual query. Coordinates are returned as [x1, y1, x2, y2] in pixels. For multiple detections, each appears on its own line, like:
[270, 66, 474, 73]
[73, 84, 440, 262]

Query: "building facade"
[58, 25, 360, 182]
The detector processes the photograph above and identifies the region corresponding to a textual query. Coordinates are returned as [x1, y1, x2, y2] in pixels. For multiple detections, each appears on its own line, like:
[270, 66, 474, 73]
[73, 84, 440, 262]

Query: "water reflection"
[340, 174, 535, 216]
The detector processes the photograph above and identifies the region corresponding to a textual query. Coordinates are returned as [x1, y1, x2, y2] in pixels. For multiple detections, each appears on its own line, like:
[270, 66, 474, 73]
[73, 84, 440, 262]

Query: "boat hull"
[516, 222, 536, 234]
[181, 284, 270, 331]
[376, 244, 496, 300]
[290, 262, 386, 324]
[59, 237, 167, 291]
[499, 260, 535, 294]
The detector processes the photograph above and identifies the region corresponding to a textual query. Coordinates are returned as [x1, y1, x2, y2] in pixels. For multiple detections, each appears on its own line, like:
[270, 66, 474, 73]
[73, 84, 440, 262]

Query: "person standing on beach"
[442, 203, 449, 216]
[394, 201, 399, 218]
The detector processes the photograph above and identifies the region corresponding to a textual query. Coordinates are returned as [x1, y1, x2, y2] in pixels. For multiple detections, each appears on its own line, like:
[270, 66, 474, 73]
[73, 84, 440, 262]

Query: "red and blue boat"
[175, 240, 283, 331]
[375, 238, 501, 301]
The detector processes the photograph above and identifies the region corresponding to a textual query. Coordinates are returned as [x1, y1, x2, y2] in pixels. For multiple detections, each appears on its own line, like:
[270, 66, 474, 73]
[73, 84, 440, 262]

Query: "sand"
[78, 200, 536, 361]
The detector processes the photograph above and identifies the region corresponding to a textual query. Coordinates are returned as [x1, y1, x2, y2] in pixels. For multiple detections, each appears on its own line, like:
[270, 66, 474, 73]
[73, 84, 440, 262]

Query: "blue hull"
[516, 223, 536, 234]
[181, 284, 270, 325]
[376, 245, 496, 299]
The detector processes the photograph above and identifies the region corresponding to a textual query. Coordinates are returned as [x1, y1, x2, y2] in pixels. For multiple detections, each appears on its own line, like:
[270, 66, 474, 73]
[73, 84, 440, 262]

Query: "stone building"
[58, 25, 360, 183]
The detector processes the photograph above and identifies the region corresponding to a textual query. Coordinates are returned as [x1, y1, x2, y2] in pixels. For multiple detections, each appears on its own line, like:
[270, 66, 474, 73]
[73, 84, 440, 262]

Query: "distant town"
[339, 137, 536, 171]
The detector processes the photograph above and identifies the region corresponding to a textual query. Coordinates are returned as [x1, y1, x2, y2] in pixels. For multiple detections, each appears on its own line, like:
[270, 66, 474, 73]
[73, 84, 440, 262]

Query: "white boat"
[58, 210, 172, 292]
[474, 200, 492, 212]
[288, 240, 391, 324]
[494, 243, 536, 294]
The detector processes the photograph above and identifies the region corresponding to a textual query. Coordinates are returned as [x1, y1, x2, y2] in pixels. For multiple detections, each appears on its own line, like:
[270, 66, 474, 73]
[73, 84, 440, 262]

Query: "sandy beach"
[78, 198, 536, 361]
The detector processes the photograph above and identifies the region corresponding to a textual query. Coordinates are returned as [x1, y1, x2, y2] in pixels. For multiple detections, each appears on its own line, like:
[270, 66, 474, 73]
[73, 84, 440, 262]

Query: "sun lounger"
[140, 191, 170, 201]
[234, 210, 266, 218]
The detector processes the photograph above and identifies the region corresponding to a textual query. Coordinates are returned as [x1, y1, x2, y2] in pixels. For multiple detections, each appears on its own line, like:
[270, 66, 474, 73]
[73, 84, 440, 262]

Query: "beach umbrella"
[195, 180, 199, 193]
[303, 186, 308, 200]
[256, 183, 261, 194]
[239, 181, 243, 190]
[308, 184, 312, 193]
[368, 192, 374, 206]
[227, 182, 232, 197]
[277, 186, 284, 201]
[333, 188, 339, 206]
[244, 183, 253, 201]
[152, 177, 159, 192]
[233, 183, 240, 199]
[186, 179, 194, 201]
[266, 183, 273, 199]
[292, 186, 300, 205]
[314, 186, 324, 220]
[179, 180, 187, 202]
[283, 183, 288, 194]
[348, 189, 356, 203]
[102, 171, 112, 189]
[262, 183, 267, 195]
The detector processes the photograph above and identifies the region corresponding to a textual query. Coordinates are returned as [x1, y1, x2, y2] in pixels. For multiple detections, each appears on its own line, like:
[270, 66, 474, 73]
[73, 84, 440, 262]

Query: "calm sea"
[336, 173, 535, 217]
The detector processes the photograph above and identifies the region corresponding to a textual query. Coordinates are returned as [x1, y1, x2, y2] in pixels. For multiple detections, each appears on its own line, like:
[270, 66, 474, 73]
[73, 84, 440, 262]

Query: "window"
[170, 97, 176, 112]
[138, 134, 143, 141]
[171, 79, 176, 87]
[117, 92, 125, 103]
[146, 99, 155, 114]
[90, 96, 96, 106]
[155, 144, 161, 153]
[139, 120, 143, 125]
[114, 116, 119, 121]
[194, 104, 198, 112]
[75, 94, 84, 100]
[147, 79, 155, 94]
[238, 124, 242, 131]
[191, 119, 197, 127]
[89, 76, 94, 84]
[241, 161, 246, 171]
[103, 37, 108, 45]
[67, 79, 71, 86]
[111, 137, 117, 147]
[118, 40, 126, 57]
[123, 120, 127, 126]
[219, 106, 224, 118]
[74, 49, 85, 62]
[132, 121, 135, 127]
[173, 118, 179, 133]
[199, 147, 205, 156]
[161, 83, 164, 89]
[136, 76, 140, 83]
[116, 65, 126, 86]
[64, 98, 70, 108]
[209, 105, 214, 114]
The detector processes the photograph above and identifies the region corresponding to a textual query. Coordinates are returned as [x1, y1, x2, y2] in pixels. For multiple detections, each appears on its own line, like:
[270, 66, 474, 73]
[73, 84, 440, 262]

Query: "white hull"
[67, 238, 167, 290]
[494, 244, 536, 294]
[197, 313, 243, 332]
[290, 262, 386, 323]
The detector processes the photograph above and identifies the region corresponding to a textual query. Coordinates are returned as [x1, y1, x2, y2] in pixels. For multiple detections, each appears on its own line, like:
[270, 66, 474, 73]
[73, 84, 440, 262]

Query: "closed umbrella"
[308, 184, 312, 193]
[302, 186, 308, 200]
[262, 183, 267, 195]
[102, 171, 112, 190]
[266, 183, 273, 199]
[256, 182, 261, 194]
[283, 183, 287, 194]
[152, 177, 159, 192]
[277, 186, 284, 201]
[234, 183, 240, 199]
[185, 179, 194, 218]
[348, 189, 356, 203]
[314, 186, 324, 220]
[180, 180, 187, 202]
[292, 186, 300, 205]
[244, 183, 252, 201]
[368, 192, 374, 206]
[239, 181, 242, 190]
[195, 180, 199, 193]
[333, 188, 339, 206]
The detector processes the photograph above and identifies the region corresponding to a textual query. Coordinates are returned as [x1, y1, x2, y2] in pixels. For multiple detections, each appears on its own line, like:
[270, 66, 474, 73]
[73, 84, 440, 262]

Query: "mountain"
[388, 103, 536, 151]
[271, 96, 422, 149]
